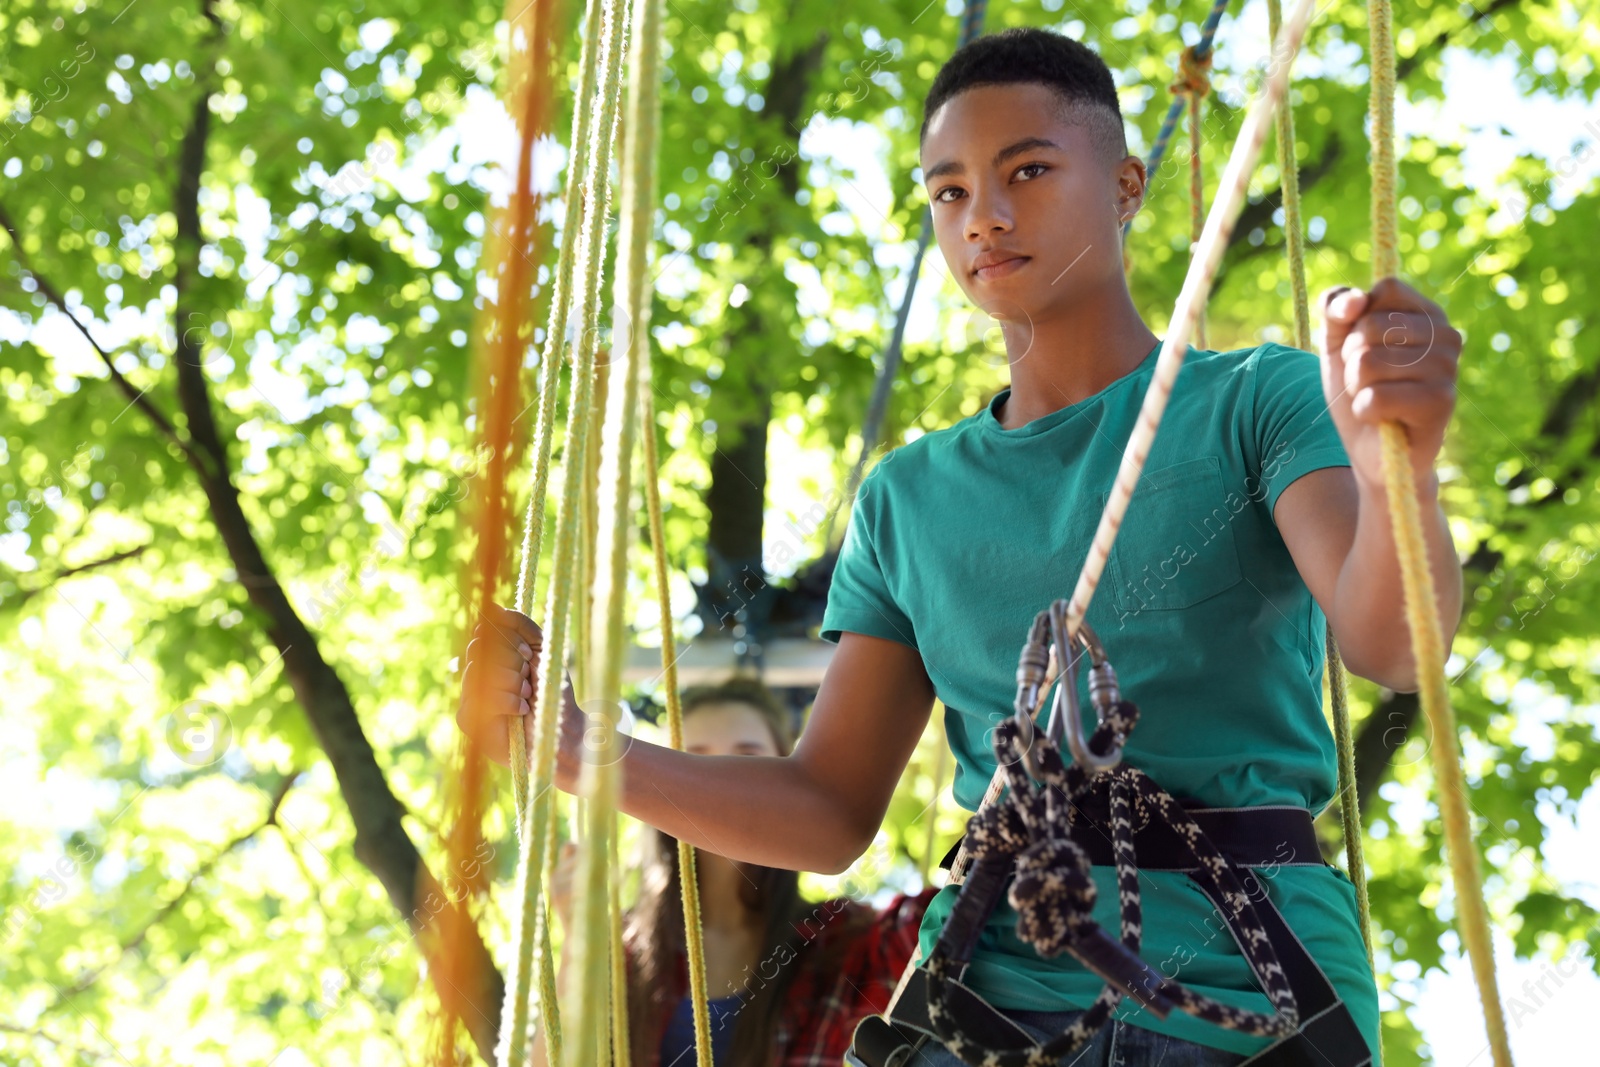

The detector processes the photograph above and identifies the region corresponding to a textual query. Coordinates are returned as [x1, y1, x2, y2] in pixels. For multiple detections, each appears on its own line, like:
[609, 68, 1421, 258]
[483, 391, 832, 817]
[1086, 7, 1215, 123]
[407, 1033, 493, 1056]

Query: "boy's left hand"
[1317, 277, 1461, 493]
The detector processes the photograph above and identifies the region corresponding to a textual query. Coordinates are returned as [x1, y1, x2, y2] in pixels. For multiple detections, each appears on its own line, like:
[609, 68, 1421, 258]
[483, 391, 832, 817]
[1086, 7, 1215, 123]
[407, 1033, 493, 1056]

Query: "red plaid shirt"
[773, 888, 935, 1066]
[641, 887, 935, 1067]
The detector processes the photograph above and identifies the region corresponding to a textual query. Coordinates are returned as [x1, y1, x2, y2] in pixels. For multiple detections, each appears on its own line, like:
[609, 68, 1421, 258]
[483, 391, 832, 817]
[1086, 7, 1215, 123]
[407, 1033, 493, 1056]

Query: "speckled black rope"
[1020, 717, 1301, 1032]
[923, 714, 1302, 1067]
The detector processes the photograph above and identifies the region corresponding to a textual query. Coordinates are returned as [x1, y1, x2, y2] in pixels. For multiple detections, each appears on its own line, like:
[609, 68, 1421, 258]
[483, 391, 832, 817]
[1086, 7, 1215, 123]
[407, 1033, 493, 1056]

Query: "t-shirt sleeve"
[819, 464, 918, 650]
[1250, 342, 1351, 521]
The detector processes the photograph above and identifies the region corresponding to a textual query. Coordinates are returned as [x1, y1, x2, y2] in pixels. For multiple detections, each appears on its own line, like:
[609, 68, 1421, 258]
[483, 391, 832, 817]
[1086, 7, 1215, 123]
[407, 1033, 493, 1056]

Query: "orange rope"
[430, 0, 556, 1056]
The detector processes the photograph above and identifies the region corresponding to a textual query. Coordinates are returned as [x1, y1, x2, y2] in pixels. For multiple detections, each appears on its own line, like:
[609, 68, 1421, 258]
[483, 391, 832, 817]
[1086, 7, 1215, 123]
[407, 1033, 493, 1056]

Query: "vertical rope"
[1366, 0, 1512, 1062]
[537, 807, 565, 1063]
[850, 1, 993, 1015]
[572, 350, 611, 699]
[560, 0, 655, 1056]
[625, 0, 712, 1051]
[1172, 44, 1213, 350]
[1261, 0, 1372, 968]
[821, 0, 991, 550]
[609, 811, 632, 1067]
[1270, 0, 1311, 355]
[499, 0, 629, 1058]
[1188, 87, 1206, 349]
[920, 709, 951, 883]
[1126, 0, 1232, 241]
[640, 385, 715, 1065]
[1326, 639, 1373, 964]
[510, 0, 608, 825]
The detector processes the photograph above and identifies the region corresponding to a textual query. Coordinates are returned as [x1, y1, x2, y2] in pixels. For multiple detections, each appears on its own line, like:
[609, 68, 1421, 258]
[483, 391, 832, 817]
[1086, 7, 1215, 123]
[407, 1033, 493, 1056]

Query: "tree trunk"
[167, 42, 505, 1059]
[701, 30, 829, 633]
[706, 399, 772, 631]
[1352, 689, 1421, 821]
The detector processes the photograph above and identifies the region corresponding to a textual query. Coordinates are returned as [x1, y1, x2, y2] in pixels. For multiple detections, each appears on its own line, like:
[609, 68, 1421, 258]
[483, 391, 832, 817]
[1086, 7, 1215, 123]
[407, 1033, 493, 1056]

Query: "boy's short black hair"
[920, 27, 1127, 163]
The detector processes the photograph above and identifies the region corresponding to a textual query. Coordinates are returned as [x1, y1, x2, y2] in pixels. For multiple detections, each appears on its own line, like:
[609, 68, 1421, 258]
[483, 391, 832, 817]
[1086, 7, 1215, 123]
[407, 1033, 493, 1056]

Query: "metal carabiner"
[1046, 605, 1123, 774]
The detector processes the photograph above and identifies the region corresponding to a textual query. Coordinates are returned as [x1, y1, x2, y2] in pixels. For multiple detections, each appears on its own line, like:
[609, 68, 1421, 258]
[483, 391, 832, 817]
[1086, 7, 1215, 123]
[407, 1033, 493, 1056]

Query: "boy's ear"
[1114, 155, 1148, 224]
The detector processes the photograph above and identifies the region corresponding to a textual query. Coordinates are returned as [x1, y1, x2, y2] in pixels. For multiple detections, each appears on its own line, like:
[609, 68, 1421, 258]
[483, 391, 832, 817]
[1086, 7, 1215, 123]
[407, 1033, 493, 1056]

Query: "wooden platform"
[621, 636, 836, 688]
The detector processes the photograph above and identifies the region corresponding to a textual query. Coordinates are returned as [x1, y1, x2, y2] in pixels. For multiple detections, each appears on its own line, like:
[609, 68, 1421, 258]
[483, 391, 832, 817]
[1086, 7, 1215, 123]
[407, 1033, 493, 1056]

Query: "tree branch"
[1395, 0, 1522, 82]
[156, 14, 505, 1054]
[0, 201, 207, 476]
[5, 543, 151, 609]
[1221, 0, 1527, 265]
[0, 1022, 111, 1064]
[50, 771, 301, 1008]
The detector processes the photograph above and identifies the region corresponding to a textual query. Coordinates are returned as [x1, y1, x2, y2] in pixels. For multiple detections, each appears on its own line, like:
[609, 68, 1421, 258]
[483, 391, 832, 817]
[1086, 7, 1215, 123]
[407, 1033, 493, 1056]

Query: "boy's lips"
[972, 255, 1030, 281]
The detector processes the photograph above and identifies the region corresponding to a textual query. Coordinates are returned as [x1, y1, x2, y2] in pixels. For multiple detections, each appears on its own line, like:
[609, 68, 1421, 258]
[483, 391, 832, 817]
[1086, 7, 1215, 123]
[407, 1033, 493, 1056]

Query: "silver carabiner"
[1045, 605, 1122, 773]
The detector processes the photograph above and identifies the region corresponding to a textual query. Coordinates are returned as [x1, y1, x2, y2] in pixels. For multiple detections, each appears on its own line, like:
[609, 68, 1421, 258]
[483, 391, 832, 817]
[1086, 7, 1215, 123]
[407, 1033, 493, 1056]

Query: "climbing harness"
[848, 616, 1371, 1067]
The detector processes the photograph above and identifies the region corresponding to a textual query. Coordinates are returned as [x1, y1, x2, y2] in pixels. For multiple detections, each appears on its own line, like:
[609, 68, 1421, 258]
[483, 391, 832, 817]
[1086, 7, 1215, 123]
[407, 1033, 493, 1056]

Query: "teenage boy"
[460, 26, 1462, 1066]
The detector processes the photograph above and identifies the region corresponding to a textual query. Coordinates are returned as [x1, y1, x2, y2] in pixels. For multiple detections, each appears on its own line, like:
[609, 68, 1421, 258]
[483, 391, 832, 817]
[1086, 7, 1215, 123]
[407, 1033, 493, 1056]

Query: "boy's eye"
[932, 163, 1049, 205]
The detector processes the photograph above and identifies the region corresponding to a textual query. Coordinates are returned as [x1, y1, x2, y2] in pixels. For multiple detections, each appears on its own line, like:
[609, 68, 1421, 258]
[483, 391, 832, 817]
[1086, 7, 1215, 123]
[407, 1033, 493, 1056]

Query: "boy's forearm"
[592, 737, 872, 875]
[1331, 472, 1463, 691]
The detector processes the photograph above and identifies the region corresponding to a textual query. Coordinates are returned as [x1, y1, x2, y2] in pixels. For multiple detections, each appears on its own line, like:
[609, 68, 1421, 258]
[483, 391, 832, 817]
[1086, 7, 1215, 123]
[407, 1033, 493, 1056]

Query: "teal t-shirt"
[820, 340, 1380, 1059]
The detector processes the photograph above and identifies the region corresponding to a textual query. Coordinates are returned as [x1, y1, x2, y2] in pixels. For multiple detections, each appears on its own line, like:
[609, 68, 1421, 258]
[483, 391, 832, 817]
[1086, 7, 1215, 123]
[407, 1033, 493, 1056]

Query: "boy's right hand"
[457, 604, 582, 788]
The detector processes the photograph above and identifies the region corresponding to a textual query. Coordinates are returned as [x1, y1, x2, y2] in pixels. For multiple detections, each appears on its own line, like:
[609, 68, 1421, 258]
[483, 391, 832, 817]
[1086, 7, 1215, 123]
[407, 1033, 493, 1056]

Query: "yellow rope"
[561, 0, 659, 1056]
[572, 352, 611, 699]
[537, 809, 564, 1064]
[1268, 0, 1311, 355]
[623, 0, 711, 1049]
[499, 0, 628, 1057]
[609, 813, 632, 1067]
[623, 0, 714, 1053]
[1262, 0, 1372, 967]
[920, 710, 950, 883]
[641, 382, 715, 1065]
[1325, 638, 1373, 965]
[1367, 0, 1511, 1062]
[510, 0, 612, 823]
[496, 0, 609, 1058]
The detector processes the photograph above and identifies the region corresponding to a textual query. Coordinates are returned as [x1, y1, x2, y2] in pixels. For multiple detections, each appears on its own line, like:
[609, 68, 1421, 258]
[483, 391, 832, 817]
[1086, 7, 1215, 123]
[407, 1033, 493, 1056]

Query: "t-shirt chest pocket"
[1102, 456, 1244, 613]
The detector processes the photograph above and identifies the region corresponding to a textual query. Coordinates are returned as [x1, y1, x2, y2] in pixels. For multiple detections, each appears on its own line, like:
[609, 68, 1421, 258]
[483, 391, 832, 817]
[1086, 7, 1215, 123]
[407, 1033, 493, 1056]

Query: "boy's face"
[920, 83, 1143, 325]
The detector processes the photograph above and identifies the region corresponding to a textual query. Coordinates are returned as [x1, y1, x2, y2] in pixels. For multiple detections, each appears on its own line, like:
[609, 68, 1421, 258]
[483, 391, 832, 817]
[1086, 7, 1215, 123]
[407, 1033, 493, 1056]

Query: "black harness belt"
[846, 803, 1373, 1067]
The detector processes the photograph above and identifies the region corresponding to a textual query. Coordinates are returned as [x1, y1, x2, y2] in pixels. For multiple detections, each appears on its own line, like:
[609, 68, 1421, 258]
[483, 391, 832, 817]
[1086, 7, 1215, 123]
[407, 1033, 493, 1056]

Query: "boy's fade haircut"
[920, 27, 1128, 164]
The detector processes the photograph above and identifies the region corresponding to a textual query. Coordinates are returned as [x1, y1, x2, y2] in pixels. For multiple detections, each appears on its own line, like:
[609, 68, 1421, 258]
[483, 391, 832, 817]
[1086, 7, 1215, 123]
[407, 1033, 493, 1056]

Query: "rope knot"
[965, 794, 1033, 860]
[1009, 837, 1096, 958]
[1170, 45, 1213, 98]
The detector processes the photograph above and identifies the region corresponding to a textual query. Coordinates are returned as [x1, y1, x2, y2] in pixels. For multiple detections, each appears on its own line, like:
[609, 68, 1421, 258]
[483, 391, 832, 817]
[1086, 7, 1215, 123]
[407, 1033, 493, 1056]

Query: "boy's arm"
[458, 615, 936, 875]
[1274, 278, 1464, 692]
[613, 632, 935, 874]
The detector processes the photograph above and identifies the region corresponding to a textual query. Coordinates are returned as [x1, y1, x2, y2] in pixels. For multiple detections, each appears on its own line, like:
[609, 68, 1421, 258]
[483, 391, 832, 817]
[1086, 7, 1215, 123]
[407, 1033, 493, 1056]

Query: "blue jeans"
[907, 1008, 1246, 1066]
